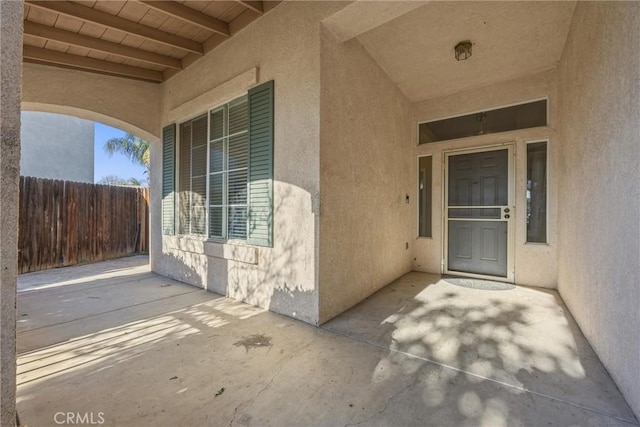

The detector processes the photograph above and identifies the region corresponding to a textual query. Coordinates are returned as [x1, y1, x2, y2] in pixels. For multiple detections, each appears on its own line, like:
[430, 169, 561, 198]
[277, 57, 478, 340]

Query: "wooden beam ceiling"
[137, 1, 230, 37]
[22, 1, 280, 83]
[23, 45, 164, 82]
[235, 1, 264, 15]
[24, 21, 183, 70]
[26, 1, 204, 55]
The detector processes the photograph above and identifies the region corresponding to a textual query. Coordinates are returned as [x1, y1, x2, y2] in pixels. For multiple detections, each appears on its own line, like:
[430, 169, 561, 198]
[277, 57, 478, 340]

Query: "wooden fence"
[18, 176, 149, 274]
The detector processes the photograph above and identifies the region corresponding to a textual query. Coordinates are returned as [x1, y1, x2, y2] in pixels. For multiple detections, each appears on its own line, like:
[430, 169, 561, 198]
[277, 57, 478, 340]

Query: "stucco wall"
[413, 70, 559, 288]
[318, 27, 415, 323]
[20, 111, 94, 183]
[556, 2, 640, 417]
[152, 2, 346, 325]
[22, 62, 161, 142]
[0, 2, 22, 424]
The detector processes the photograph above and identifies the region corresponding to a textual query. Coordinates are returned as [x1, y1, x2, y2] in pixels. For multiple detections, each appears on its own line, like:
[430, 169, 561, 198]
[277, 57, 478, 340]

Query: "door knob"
[504, 214, 510, 219]
[504, 208, 510, 213]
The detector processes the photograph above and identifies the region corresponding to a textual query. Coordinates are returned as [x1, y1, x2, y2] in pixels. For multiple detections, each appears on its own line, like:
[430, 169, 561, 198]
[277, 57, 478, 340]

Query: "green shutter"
[162, 123, 176, 235]
[247, 80, 274, 247]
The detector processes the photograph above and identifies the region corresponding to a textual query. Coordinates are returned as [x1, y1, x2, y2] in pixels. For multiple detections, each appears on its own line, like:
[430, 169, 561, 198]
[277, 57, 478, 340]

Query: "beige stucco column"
[0, 1, 23, 425]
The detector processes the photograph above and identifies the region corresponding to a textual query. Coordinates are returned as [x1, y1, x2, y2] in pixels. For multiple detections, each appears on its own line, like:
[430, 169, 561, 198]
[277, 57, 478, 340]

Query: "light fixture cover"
[455, 41, 472, 61]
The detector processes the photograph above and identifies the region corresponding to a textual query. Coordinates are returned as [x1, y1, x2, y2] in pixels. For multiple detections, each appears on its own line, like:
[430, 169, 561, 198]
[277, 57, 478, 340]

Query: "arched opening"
[17, 105, 155, 274]
[22, 102, 159, 143]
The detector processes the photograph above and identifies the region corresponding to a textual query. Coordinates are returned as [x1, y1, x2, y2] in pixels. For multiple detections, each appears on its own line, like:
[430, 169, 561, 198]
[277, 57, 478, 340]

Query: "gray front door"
[446, 148, 510, 277]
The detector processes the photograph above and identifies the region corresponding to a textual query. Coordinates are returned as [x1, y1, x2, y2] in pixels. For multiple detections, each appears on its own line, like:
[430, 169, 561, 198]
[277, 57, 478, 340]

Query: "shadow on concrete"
[18, 255, 150, 292]
[16, 255, 208, 354]
[15, 267, 640, 426]
[323, 272, 639, 425]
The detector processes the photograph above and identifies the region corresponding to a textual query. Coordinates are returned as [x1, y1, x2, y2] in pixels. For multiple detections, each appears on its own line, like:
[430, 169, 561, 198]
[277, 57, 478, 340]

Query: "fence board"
[18, 176, 150, 274]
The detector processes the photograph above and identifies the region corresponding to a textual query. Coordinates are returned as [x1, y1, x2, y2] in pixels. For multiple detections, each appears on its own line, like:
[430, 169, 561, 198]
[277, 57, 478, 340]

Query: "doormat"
[443, 276, 516, 291]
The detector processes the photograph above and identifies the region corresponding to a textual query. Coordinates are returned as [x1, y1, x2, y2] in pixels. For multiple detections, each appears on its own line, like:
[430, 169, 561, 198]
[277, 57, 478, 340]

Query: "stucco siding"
[318, 27, 415, 323]
[22, 62, 161, 142]
[153, 2, 346, 325]
[20, 111, 94, 183]
[556, 2, 640, 417]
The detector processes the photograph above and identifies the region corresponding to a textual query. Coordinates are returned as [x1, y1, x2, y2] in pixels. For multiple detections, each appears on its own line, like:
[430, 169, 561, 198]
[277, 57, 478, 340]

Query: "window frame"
[416, 97, 549, 145]
[208, 97, 249, 241]
[524, 138, 550, 245]
[176, 94, 250, 243]
[416, 154, 433, 239]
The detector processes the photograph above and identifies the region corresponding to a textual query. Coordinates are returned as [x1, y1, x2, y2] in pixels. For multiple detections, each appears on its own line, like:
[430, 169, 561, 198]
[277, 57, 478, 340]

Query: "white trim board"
[168, 67, 258, 123]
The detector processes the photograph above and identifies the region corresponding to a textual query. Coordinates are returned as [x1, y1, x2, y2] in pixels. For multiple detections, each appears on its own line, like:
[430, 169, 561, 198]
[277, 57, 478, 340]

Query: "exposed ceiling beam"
[323, 1, 429, 43]
[24, 21, 182, 70]
[23, 45, 164, 83]
[137, 1, 230, 37]
[26, 1, 204, 55]
[235, 1, 263, 15]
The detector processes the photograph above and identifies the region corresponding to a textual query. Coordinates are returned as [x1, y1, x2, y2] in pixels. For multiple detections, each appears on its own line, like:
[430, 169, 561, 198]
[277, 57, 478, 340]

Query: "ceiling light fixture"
[454, 40, 472, 61]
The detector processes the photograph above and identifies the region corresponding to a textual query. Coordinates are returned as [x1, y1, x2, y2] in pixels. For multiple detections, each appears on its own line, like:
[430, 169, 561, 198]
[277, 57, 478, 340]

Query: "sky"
[94, 122, 147, 184]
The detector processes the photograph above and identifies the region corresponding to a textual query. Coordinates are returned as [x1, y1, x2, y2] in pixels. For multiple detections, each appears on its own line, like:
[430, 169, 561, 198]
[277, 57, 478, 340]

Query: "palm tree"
[103, 133, 150, 181]
[97, 174, 143, 186]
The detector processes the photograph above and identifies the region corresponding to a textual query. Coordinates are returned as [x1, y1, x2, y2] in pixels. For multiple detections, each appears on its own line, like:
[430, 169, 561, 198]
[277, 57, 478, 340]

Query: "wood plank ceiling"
[23, 1, 277, 83]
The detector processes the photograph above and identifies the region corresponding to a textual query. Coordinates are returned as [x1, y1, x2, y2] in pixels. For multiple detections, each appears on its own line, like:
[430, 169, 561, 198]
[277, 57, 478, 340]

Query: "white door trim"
[442, 143, 516, 283]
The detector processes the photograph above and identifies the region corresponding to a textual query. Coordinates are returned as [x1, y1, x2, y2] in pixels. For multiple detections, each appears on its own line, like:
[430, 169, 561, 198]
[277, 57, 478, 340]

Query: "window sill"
[524, 241, 550, 247]
[165, 235, 259, 265]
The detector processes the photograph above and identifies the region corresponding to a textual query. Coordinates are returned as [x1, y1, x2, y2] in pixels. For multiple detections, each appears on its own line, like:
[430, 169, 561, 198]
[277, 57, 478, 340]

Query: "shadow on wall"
[323, 272, 638, 425]
[229, 183, 317, 322]
[161, 241, 220, 292]
[163, 182, 318, 323]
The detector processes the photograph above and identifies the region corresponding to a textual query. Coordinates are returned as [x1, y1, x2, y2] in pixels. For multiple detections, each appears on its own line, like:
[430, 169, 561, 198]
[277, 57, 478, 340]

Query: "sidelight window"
[526, 141, 547, 243]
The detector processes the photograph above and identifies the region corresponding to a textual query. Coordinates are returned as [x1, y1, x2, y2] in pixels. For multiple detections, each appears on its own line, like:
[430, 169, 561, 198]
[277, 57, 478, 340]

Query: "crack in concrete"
[228, 340, 314, 427]
[345, 377, 418, 427]
[228, 365, 281, 427]
[347, 366, 354, 385]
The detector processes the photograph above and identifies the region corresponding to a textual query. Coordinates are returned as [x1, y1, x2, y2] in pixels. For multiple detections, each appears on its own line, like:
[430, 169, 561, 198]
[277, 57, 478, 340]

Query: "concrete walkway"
[16, 259, 638, 426]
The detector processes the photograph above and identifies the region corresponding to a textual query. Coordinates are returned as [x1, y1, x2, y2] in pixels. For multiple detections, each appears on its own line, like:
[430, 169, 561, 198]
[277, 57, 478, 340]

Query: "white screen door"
[444, 145, 514, 281]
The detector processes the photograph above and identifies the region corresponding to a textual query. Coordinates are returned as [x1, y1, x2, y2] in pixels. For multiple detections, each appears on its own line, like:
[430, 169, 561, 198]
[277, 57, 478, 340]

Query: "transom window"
[418, 99, 548, 144]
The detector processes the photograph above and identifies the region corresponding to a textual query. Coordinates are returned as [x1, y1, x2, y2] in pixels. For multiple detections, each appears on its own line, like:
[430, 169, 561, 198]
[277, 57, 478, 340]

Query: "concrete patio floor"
[16, 257, 638, 426]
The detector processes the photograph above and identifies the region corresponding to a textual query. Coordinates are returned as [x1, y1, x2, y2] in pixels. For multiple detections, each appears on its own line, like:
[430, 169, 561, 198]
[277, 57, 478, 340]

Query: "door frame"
[442, 143, 515, 282]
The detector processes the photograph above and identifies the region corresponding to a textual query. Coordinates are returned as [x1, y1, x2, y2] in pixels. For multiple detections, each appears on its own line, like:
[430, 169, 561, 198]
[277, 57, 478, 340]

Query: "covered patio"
[16, 258, 637, 426]
[1, 1, 639, 424]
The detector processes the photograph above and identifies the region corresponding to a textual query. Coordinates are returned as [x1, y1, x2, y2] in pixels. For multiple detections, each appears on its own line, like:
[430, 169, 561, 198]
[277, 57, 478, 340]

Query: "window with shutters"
[172, 82, 273, 246]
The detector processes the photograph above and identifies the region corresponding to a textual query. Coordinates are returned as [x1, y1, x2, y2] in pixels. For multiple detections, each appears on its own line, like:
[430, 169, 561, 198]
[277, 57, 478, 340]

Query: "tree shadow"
[157, 182, 319, 324]
[323, 272, 639, 425]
